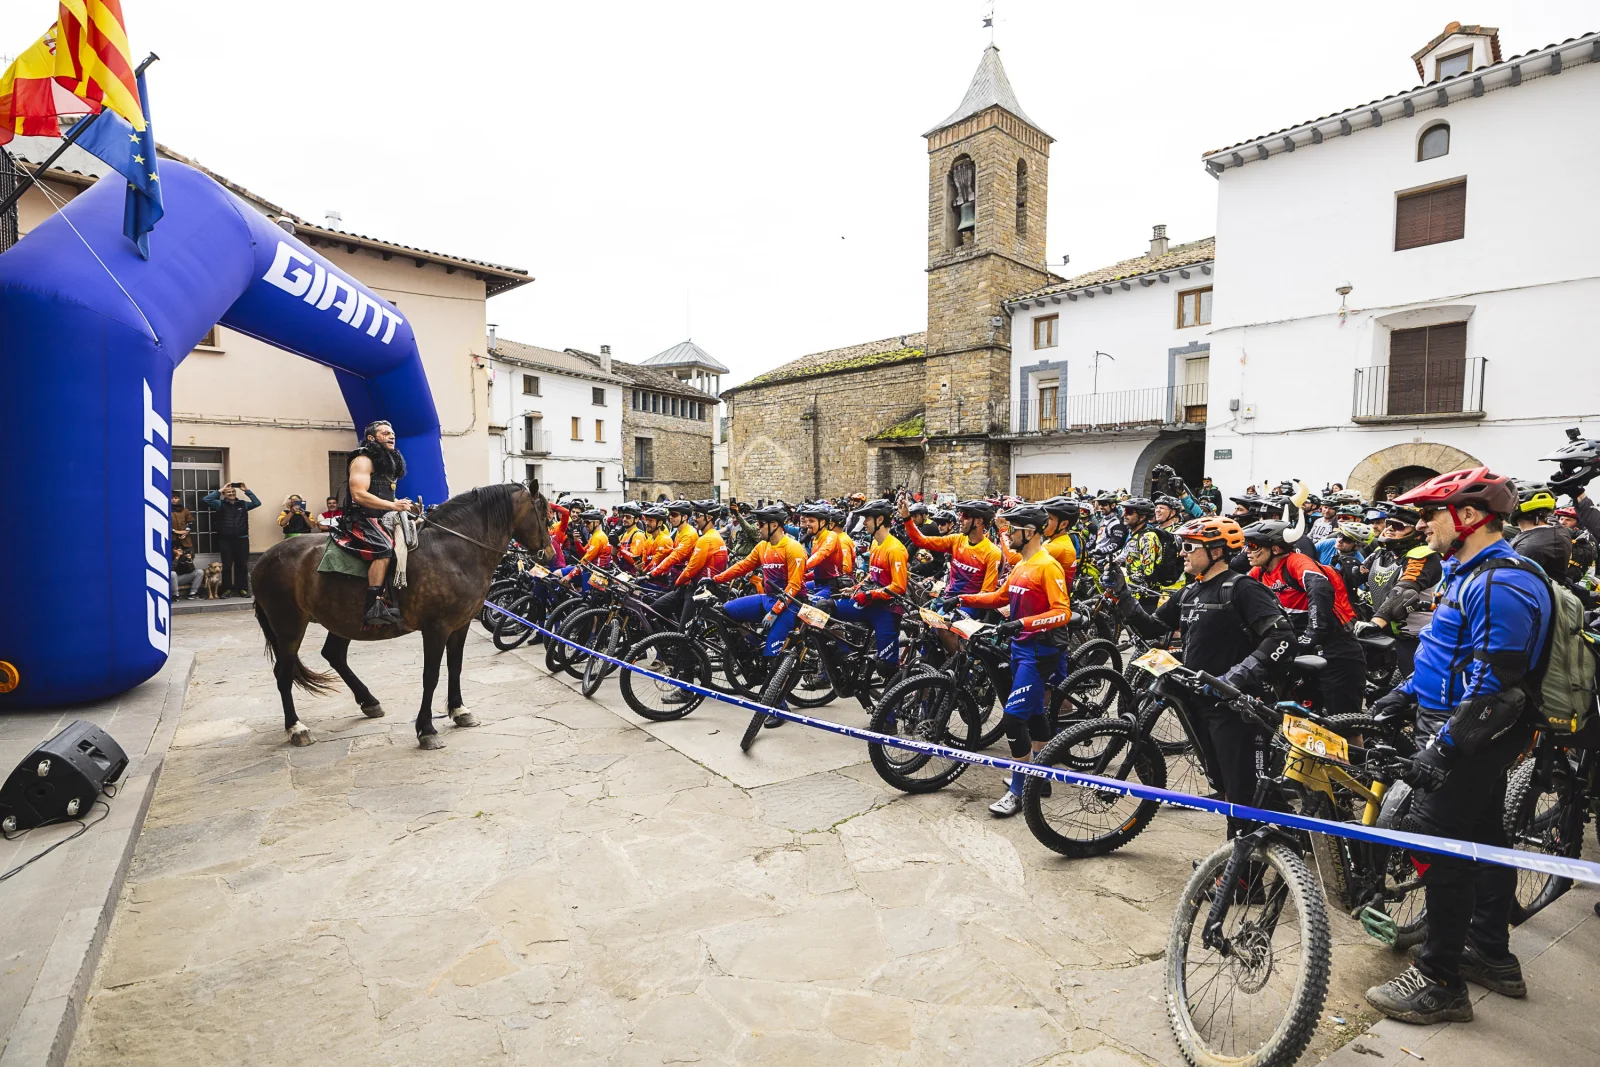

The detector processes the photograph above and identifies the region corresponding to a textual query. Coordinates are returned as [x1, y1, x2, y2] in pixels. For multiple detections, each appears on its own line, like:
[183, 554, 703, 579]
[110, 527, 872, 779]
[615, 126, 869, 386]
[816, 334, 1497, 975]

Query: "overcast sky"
[3, 2, 1591, 385]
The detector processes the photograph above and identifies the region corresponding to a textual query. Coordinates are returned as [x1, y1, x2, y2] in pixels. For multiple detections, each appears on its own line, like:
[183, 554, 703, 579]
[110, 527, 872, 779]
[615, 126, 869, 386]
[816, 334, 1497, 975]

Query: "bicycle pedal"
[1358, 906, 1398, 946]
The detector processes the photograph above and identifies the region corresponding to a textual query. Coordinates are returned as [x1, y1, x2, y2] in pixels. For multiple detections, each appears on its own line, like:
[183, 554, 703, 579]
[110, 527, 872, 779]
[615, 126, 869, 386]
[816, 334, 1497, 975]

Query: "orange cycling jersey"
[805, 529, 849, 582]
[859, 534, 909, 603]
[1045, 531, 1078, 587]
[548, 503, 570, 544]
[905, 523, 1000, 596]
[579, 526, 612, 567]
[960, 548, 1069, 637]
[676, 528, 728, 585]
[650, 522, 700, 581]
[714, 533, 808, 613]
[616, 526, 650, 570]
[838, 531, 856, 577]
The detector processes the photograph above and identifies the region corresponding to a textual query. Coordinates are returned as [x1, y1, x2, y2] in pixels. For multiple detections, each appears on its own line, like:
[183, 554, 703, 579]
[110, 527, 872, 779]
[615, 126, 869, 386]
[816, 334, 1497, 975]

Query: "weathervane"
[983, 1, 996, 44]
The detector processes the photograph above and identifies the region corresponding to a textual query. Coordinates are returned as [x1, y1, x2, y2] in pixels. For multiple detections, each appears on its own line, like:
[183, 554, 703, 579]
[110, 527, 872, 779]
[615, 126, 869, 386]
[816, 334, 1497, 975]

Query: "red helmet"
[1391, 466, 1517, 517]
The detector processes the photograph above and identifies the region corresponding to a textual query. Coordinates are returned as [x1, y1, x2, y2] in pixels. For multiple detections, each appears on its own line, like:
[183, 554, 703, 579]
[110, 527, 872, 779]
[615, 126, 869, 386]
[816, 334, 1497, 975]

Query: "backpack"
[1479, 556, 1597, 734]
[1150, 527, 1184, 586]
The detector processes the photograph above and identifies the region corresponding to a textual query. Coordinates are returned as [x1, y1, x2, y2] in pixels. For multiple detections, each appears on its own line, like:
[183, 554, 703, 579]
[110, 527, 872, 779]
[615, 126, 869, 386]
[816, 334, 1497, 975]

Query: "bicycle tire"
[1321, 713, 1417, 759]
[1022, 716, 1166, 857]
[542, 597, 588, 674]
[867, 673, 979, 793]
[1054, 666, 1136, 725]
[710, 617, 763, 697]
[742, 649, 796, 752]
[491, 592, 540, 651]
[581, 619, 622, 698]
[1371, 782, 1428, 950]
[1166, 839, 1330, 1067]
[1504, 758, 1578, 925]
[1068, 637, 1122, 674]
[786, 644, 837, 708]
[555, 607, 609, 680]
[619, 632, 711, 721]
[970, 670, 1006, 750]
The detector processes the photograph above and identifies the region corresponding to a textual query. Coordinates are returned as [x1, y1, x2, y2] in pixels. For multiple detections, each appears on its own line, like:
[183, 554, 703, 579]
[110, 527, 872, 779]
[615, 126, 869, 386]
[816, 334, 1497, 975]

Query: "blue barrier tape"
[485, 598, 1600, 887]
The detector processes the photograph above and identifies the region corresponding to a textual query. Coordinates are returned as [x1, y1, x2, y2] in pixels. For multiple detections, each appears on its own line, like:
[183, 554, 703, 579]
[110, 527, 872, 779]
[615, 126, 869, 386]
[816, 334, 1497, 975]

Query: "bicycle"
[1503, 728, 1598, 924]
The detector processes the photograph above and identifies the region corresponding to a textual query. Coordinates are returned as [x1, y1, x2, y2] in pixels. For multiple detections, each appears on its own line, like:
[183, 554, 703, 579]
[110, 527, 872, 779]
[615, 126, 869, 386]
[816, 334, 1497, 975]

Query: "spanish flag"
[0, 24, 94, 145]
[53, 0, 146, 133]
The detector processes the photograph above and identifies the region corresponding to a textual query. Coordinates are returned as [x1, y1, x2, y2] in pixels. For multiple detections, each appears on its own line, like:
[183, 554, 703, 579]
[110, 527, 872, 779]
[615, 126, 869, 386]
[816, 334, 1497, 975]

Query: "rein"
[423, 518, 502, 554]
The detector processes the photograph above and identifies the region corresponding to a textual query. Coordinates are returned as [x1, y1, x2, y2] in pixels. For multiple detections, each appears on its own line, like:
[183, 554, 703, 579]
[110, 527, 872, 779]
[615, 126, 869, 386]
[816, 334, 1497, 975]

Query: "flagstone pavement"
[64, 612, 1530, 1066]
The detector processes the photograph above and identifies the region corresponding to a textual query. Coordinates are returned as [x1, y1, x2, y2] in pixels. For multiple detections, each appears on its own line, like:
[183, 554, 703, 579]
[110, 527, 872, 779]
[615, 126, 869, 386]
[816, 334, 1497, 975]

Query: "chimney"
[599, 344, 612, 374]
[487, 323, 497, 352]
[1150, 224, 1169, 257]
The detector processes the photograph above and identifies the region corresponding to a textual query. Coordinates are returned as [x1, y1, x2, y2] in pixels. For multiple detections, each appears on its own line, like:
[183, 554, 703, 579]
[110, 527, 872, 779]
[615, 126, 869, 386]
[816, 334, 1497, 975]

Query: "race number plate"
[797, 605, 830, 629]
[614, 570, 633, 584]
[531, 564, 550, 578]
[1132, 648, 1182, 677]
[1281, 715, 1349, 762]
[951, 618, 985, 640]
[918, 607, 949, 630]
[589, 573, 609, 589]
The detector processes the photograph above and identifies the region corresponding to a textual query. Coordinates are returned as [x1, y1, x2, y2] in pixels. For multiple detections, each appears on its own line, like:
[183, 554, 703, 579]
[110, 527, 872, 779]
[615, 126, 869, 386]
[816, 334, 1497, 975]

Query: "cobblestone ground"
[68, 613, 1401, 1066]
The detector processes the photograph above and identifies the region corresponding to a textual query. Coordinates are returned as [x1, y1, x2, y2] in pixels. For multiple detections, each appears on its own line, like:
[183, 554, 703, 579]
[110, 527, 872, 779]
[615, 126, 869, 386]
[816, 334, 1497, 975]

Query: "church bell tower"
[922, 45, 1053, 496]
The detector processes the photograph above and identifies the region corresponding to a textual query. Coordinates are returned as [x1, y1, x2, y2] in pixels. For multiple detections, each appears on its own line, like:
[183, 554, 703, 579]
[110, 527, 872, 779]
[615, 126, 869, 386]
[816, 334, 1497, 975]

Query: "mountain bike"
[1503, 729, 1598, 924]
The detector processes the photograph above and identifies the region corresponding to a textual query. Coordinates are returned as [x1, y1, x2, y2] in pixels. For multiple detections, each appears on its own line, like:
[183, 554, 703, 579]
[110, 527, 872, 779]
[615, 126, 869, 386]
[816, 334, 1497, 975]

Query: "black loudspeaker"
[0, 720, 127, 832]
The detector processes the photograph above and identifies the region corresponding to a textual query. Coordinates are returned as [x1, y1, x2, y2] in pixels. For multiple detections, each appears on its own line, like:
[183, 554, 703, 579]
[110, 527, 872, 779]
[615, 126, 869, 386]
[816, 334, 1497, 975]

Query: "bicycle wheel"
[969, 670, 1006, 750]
[555, 607, 609, 680]
[708, 617, 763, 697]
[1053, 666, 1136, 725]
[1022, 717, 1166, 857]
[867, 673, 979, 793]
[1321, 713, 1417, 759]
[1069, 636, 1122, 674]
[619, 632, 711, 721]
[542, 597, 588, 674]
[581, 619, 622, 698]
[742, 649, 796, 752]
[481, 578, 519, 631]
[1504, 758, 1578, 925]
[492, 592, 540, 651]
[1167, 839, 1330, 1067]
[787, 643, 837, 708]
[1370, 782, 1428, 950]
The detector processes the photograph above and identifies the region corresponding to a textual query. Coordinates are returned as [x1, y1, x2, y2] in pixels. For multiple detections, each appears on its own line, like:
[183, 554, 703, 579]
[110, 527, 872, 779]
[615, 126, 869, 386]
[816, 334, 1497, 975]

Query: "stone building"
[614, 351, 718, 502]
[725, 45, 1056, 500]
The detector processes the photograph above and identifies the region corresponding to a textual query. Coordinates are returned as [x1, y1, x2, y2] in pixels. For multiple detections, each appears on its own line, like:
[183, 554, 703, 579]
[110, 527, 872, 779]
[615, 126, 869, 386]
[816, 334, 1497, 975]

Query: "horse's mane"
[429, 482, 521, 532]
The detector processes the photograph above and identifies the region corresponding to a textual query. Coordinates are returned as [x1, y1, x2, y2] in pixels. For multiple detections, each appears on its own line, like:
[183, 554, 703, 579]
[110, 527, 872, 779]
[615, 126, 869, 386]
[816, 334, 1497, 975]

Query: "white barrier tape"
[486, 598, 1600, 887]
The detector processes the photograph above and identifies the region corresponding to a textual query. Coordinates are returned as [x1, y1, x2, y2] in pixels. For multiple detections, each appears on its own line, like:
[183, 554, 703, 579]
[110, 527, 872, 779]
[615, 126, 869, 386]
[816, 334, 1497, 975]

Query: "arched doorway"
[1347, 442, 1481, 501]
[1132, 431, 1205, 497]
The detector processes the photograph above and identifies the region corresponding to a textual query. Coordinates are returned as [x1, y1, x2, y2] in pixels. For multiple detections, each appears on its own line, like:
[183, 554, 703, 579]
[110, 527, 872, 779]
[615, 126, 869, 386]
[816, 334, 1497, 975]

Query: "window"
[635, 436, 654, 479]
[1388, 322, 1468, 415]
[1015, 159, 1028, 239]
[651, 393, 661, 414]
[592, 387, 606, 406]
[1418, 123, 1450, 161]
[1435, 48, 1472, 80]
[571, 417, 582, 440]
[524, 463, 541, 487]
[1178, 287, 1213, 328]
[594, 419, 604, 442]
[1037, 382, 1058, 432]
[947, 154, 976, 249]
[595, 467, 605, 491]
[1395, 179, 1466, 250]
[195, 325, 222, 350]
[522, 374, 540, 396]
[672, 397, 681, 417]
[632, 389, 642, 410]
[1033, 314, 1058, 350]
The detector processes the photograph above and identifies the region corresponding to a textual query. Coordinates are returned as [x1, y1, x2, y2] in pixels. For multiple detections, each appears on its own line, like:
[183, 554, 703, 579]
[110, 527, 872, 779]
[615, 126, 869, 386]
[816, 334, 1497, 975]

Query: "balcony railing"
[1352, 357, 1485, 422]
[1008, 382, 1208, 435]
[519, 429, 553, 455]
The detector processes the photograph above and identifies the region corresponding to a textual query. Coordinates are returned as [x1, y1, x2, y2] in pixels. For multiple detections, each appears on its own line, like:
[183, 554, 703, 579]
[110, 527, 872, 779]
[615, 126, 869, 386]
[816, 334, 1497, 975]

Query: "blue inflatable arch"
[0, 161, 449, 707]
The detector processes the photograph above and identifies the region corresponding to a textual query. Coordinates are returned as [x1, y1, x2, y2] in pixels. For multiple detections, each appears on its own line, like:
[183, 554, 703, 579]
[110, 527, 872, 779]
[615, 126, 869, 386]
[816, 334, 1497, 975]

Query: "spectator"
[278, 494, 314, 537]
[318, 496, 342, 532]
[202, 481, 260, 597]
[171, 539, 203, 600]
[170, 492, 195, 551]
[1197, 476, 1223, 512]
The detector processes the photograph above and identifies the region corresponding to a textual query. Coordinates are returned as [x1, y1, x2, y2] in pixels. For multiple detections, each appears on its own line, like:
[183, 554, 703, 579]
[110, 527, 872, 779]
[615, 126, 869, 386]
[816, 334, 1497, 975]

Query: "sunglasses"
[1177, 542, 1211, 554]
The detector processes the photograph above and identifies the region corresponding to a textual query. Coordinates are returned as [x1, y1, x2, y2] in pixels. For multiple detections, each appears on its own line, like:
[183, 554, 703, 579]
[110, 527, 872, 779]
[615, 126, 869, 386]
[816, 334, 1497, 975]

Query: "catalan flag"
[0, 24, 96, 145]
[53, 0, 145, 134]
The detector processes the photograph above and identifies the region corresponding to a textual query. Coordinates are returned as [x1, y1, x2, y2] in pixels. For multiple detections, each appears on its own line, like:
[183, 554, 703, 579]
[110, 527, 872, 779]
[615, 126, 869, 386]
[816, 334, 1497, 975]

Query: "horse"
[250, 481, 552, 748]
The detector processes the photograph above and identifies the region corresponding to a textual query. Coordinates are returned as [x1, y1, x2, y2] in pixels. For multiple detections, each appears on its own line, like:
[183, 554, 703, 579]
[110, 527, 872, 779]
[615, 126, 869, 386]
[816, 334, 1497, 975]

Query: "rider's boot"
[364, 587, 402, 627]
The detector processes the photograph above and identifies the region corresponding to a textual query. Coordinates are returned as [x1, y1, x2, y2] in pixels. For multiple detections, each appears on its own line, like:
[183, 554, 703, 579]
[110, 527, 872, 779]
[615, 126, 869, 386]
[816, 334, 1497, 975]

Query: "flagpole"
[0, 52, 159, 223]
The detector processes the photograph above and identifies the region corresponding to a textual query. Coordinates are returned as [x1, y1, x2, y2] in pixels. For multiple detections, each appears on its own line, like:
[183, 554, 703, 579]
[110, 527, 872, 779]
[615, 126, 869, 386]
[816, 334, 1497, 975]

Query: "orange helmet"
[1174, 516, 1245, 550]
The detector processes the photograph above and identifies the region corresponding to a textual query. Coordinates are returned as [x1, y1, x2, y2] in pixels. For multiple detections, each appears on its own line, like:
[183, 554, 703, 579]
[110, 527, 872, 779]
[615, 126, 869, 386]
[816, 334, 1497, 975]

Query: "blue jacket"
[1401, 538, 1552, 712]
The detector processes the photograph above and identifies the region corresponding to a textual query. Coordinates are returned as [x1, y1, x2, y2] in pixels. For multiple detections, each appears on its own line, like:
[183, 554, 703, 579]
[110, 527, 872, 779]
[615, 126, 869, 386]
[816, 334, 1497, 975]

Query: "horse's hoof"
[418, 733, 446, 750]
[449, 707, 479, 728]
[360, 701, 386, 718]
[287, 724, 314, 747]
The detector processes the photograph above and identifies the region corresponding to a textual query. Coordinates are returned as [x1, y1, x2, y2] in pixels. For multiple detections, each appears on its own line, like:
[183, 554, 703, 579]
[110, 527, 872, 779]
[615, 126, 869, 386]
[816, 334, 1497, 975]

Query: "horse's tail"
[254, 601, 339, 696]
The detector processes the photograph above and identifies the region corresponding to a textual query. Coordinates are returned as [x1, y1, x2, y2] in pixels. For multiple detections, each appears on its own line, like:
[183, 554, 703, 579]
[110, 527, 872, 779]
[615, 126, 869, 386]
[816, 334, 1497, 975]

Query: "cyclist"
[1364, 467, 1550, 1025]
[1038, 497, 1082, 585]
[648, 500, 699, 585]
[1242, 519, 1365, 715]
[1113, 516, 1295, 832]
[612, 503, 648, 572]
[954, 503, 1070, 818]
[652, 500, 728, 624]
[1092, 493, 1128, 555]
[1308, 497, 1339, 542]
[1117, 498, 1169, 604]
[547, 500, 572, 567]
[1152, 496, 1185, 533]
[1356, 505, 1441, 674]
[827, 506, 858, 581]
[555, 508, 611, 587]
[712, 504, 809, 728]
[1197, 475, 1223, 512]
[900, 497, 1002, 605]
[834, 498, 909, 678]
[1510, 485, 1570, 581]
[931, 509, 958, 537]
[636, 506, 671, 572]
[799, 502, 850, 595]
[1329, 521, 1372, 597]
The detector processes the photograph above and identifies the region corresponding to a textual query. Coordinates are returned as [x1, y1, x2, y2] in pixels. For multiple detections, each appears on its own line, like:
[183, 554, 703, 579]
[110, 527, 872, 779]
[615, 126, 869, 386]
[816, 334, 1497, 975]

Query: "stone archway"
[1347, 442, 1481, 500]
[1132, 431, 1205, 497]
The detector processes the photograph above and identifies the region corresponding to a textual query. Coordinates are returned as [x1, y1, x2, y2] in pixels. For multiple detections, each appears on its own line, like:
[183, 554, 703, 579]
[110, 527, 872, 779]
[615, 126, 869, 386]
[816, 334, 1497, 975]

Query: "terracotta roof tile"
[1007, 238, 1215, 303]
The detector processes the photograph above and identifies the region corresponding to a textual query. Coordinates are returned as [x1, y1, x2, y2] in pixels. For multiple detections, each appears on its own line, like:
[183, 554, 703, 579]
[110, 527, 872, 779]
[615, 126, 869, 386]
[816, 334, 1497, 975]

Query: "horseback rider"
[333, 420, 422, 626]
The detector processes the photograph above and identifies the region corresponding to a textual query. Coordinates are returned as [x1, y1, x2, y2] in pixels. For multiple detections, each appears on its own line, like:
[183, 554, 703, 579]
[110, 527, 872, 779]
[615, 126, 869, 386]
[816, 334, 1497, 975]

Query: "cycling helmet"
[691, 498, 721, 516]
[796, 502, 832, 520]
[1542, 429, 1600, 492]
[1095, 492, 1118, 506]
[999, 504, 1048, 532]
[854, 498, 896, 520]
[642, 505, 668, 520]
[1556, 506, 1578, 519]
[666, 499, 692, 515]
[1174, 516, 1245, 550]
[1392, 466, 1518, 517]
[1120, 496, 1155, 516]
[932, 509, 957, 525]
[1241, 519, 1294, 547]
[750, 504, 789, 524]
[1337, 521, 1374, 544]
[1335, 503, 1363, 519]
[907, 502, 931, 517]
[579, 508, 605, 522]
[1040, 496, 1082, 521]
[1516, 484, 1558, 515]
[615, 502, 642, 517]
[826, 506, 848, 525]
[954, 499, 997, 521]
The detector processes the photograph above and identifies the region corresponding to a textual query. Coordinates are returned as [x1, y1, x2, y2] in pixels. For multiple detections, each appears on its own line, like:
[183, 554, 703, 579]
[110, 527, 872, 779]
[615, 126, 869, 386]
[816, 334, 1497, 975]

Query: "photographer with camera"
[278, 494, 315, 538]
[202, 481, 261, 598]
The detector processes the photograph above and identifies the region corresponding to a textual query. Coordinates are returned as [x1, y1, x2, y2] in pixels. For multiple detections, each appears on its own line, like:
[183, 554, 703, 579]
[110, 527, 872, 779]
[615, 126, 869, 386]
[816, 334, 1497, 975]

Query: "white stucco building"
[486, 334, 627, 505]
[1202, 23, 1600, 498]
[1001, 230, 1216, 496]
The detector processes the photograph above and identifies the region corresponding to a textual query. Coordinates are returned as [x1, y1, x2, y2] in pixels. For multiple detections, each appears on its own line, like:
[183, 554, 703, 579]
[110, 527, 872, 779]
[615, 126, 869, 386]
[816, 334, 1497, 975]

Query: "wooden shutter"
[1016, 473, 1072, 499]
[1423, 321, 1467, 413]
[1395, 180, 1466, 250]
[1387, 326, 1428, 414]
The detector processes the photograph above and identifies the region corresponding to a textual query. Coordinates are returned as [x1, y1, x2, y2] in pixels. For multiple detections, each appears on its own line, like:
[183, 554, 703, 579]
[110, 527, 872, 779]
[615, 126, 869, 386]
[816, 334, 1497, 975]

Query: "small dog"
[204, 561, 224, 599]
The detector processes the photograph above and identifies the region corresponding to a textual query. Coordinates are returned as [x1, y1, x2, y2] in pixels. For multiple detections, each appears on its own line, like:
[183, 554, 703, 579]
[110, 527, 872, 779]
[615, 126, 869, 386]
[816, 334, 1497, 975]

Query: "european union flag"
[72, 70, 163, 259]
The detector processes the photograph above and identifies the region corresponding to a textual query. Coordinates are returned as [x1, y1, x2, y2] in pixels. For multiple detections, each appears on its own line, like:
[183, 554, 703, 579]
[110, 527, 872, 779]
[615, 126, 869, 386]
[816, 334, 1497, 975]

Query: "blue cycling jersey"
[1401, 539, 1552, 712]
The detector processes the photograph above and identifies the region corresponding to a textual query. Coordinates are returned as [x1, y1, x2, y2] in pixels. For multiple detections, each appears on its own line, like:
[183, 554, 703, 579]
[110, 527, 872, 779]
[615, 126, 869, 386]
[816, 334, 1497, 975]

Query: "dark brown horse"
[251, 482, 551, 748]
